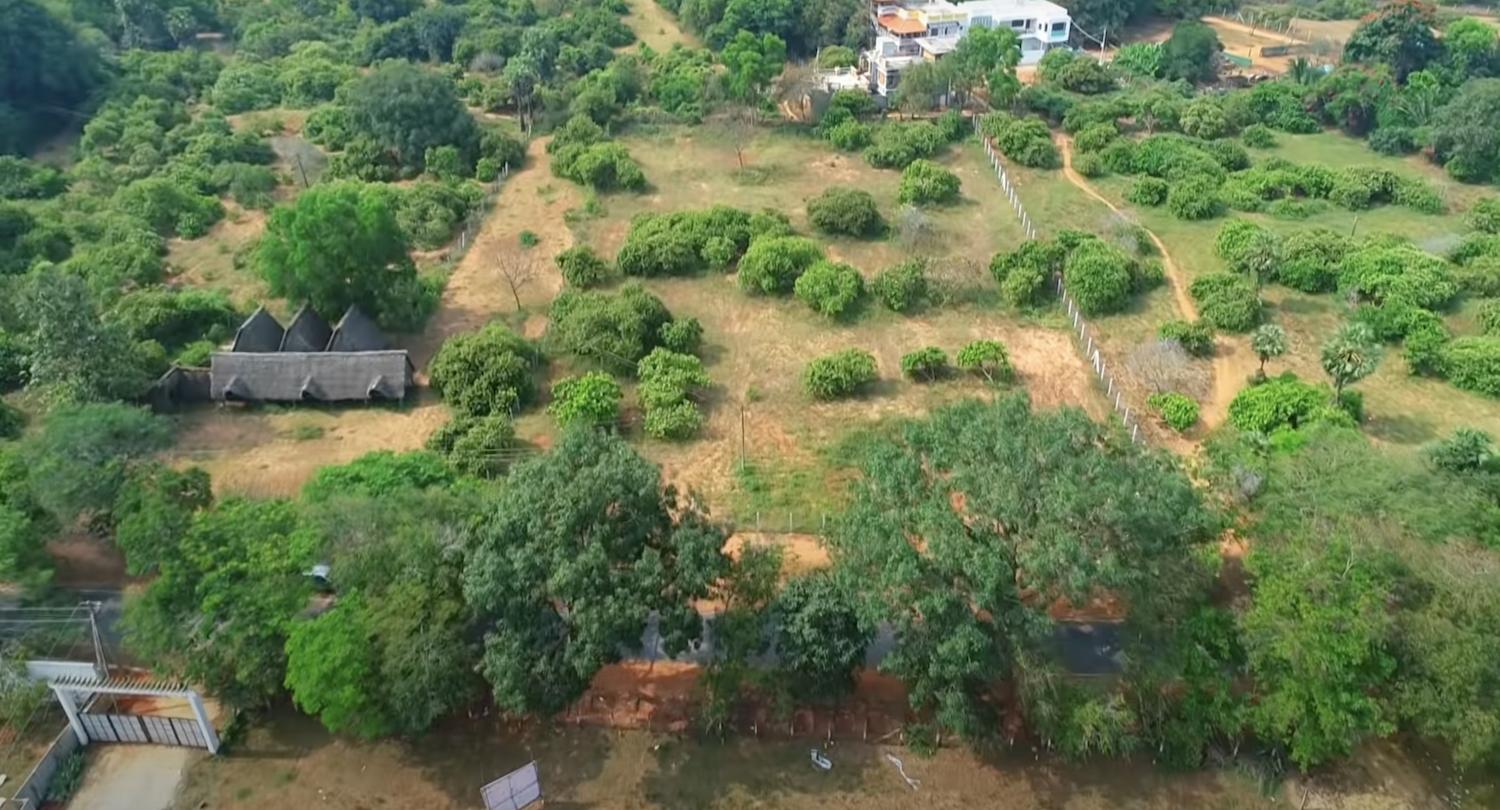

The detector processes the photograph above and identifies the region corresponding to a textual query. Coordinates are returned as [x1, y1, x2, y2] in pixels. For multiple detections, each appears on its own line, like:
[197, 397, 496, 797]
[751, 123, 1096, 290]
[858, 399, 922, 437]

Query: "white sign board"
[481, 761, 542, 810]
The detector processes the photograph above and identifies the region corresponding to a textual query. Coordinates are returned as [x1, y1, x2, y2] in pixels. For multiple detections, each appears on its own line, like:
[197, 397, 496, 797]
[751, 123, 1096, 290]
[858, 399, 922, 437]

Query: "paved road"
[67, 746, 200, 810]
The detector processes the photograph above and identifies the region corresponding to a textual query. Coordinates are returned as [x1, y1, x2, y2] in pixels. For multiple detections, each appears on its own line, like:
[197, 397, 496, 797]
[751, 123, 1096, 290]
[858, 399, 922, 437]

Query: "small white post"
[1132, 423, 1140, 442]
[1115, 391, 1123, 410]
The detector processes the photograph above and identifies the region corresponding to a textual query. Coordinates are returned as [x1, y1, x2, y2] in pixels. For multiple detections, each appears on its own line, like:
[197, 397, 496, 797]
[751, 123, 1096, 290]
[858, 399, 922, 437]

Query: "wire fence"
[440, 162, 512, 268]
[974, 117, 1145, 445]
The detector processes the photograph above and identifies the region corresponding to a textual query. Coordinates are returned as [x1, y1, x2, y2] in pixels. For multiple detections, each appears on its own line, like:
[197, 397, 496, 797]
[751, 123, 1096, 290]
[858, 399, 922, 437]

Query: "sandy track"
[1054, 135, 1250, 430]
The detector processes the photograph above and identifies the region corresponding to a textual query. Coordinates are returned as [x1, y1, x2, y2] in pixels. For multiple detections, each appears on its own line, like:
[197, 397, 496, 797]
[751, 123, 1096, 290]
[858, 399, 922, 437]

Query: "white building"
[863, 0, 1072, 96]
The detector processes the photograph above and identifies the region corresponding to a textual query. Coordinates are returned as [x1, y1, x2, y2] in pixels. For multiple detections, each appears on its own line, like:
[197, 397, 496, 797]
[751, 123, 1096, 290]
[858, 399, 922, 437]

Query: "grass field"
[621, 0, 698, 52]
[1054, 130, 1500, 448]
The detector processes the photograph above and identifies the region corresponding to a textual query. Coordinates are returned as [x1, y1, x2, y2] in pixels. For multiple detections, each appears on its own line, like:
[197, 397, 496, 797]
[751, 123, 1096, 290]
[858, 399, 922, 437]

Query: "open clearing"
[621, 0, 698, 52]
[167, 708, 1466, 810]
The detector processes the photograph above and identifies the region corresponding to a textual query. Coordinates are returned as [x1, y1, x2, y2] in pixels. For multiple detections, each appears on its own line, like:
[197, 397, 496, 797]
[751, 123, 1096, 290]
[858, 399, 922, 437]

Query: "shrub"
[738, 236, 824, 295]
[658, 318, 703, 354]
[807, 187, 884, 237]
[1179, 98, 1229, 140]
[615, 206, 759, 277]
[1425, 428, 1496, 474]
[1148, 392, 1199, 432]
[1227, 373, 1343, 433]
[992, 240, 1065, 309]
[871, 260, 928, 313]
[548, 371, 623, 428]
[0, 400, 23, 440]
[1190, 273, 1261, 332]
[430, 325, 539, 417]
[1277, 228, 1349, 293]
[803, 349, 878, 400]
[1074, 123, 1119, 153]
[442, 414, 516, 477]
[1368, 126, 1418, 155]
[1126, 177, 1170, 207]
[897, 160, 961, 206]
[794, 260, 865, 318]
[1167, 175, 1224, 220]
[1241, 124, 1277, 148]
[1403, 316, 1450, 377]
[864, 122, 946, 169]
[1158, 319, 1215, 358]
[1073, 153, 1107, 178]
[1480, 300, 1500, 336]
[393, 181, 481, 249]
[637, 348, 709, 439]
[1337, 243, 1456, 311]
[901, 347, 949, 381]
[1467, 198, 1500, 234]
[1453, 256, 1500, 297]
[1064, 240, 1134, 315]
[556, 245, 613, 288]
[826, 120, 873, 151]
[548, 284, 672, 374]
[956, 339, 1014, 383]
[1441, 337, 1500, 397]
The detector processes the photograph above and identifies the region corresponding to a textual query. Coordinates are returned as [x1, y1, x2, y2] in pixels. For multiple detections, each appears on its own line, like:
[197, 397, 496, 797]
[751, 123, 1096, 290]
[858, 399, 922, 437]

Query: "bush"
[1227, 373, 1343, 433]
[615, 206, 759, 277]
[1403, 316, 1450, 377]
[0, 331, 28, 392]
[1190, 273, 1261, 332]
[984, 115, 1061, 169]
[1337, 242, 1456, 311]
[1158, 319, 1215, 358]
[1064, 240, 1134, 315]
[637, 348, 710, 439]
[1074, 123, 1119, 153]
[1368, 126, 1418, 155]
[1467, 198, 1500, 234]
[393, 181, 480, 249]
[1073, 153, 1107, 178]
[826, 120, 874, 151]
[659, 318, 703, 354]
[1480, 300, 1500, 336]
[1441, 337, 1500, 397]
[548, 284, 672, 374]
[901, 347, 949, 381]
[1180, 98, 1229, 140]
[871, 260, 929, 313]
[803, 349, 878, 400]
[1278, 228, 1349, 293]
[864, 122, 946, 169]
[1167, 175, 1225, 220]
[1241, 124, 1277, 148]
[956, 339, 1014, 383]
[1425, 428, 1496, 474]
[738, 236, 825, 295]
[1453, 256, 1500, 298]
[429, 325, 539, 417]
[794, 260, 865, 318]
[1126, 177, 1170, 207]
[444, 414, 516, 477]
[897, 160, 961, 206]
[807, 187, 884, 237]
[548, 371, 623, 428]
[556, 245, 613, 288]
[0, 400, 23, 440]
[1148, 392, 1199, 432]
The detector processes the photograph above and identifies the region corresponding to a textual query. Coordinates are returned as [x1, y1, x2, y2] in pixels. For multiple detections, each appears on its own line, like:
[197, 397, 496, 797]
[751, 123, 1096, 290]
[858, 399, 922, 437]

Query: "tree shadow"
[400, 714, 613, 808]
[639, 735, 886, 810]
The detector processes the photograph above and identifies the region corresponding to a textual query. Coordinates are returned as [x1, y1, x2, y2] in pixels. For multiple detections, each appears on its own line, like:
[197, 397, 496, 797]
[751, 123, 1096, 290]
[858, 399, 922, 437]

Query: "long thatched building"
[151, 305, 414, 408]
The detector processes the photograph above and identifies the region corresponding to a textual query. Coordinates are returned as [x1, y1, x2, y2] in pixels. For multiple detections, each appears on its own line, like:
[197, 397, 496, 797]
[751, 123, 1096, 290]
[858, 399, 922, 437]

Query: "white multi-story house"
[863, 0, 1072, 96]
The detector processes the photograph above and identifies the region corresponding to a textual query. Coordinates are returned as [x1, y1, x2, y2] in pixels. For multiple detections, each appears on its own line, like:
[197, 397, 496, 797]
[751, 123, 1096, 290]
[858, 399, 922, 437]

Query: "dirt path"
[1055, 135, 1245, 429]
[409, 138, 580, 370]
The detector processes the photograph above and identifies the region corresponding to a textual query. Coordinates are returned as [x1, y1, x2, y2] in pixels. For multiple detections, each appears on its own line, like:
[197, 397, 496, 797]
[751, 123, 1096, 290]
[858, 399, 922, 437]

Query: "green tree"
[0, 0, 106, 153]
[772, 571, 871, 702]
[429, 324, 540, 417]
[21, 271, 154, 403]
[1432, 78, 1500, 183]
[26, 404, 172, 525]
[1343, 0, 1442, 81]
[956, 339, 1014, 383]
[463, 429, 728, 715]
[832, 396, 1216, 741]
[255, 182, 429, 330]
[301, 450, 456, 503]
[124, 498, 314, 708]
[344, 60, 479, 172]
[1251, 323, 1288, 376]
[1161, 22, 1222, 84]
[1243, 536, 1396, 768]
[794, 260, 865, 318]
[548, 372, 623, 428]
[1320, 322, 1382, 401]
[114, 465, 212, 576]
[720, 30, 787, 103]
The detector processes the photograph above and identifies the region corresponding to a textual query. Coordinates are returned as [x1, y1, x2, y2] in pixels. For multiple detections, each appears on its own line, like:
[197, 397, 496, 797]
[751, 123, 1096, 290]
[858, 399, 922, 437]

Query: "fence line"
[973, 117, 1143, 445]
[443, 162, 512, 266]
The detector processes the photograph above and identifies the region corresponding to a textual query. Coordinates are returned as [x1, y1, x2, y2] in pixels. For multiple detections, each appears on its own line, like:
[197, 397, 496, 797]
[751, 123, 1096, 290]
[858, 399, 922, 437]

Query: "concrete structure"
[863, 0, 1072, 96]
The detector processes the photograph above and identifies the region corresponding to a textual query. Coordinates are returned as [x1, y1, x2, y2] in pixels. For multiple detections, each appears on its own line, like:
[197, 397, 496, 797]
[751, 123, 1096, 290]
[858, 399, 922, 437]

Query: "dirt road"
[1054, 135, 1250, 429]
[71, 746, 200, 810]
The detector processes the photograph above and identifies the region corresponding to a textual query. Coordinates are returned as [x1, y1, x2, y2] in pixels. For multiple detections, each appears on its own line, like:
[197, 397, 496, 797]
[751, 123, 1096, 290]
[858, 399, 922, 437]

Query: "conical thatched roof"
[279, 305, 334, 353]
[230, 307, 285, 353]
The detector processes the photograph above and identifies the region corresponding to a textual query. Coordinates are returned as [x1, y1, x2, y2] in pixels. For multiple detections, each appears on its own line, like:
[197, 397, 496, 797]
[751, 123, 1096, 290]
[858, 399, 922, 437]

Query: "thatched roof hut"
[230, 307, 285, 352]
[279, 305, 333, 353]
[210, 351, 413, 402]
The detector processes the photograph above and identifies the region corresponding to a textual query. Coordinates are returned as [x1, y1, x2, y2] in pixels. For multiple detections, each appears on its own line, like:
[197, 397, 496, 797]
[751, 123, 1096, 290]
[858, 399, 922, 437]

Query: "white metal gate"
[78, 712, 211, 749]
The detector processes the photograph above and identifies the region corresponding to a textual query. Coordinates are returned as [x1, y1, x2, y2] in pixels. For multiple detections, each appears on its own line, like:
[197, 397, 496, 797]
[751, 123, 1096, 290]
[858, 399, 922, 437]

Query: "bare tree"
[727, 103, 759, 169]
[1127, 338, 1192, 394]
[496, 249, 538, 310]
